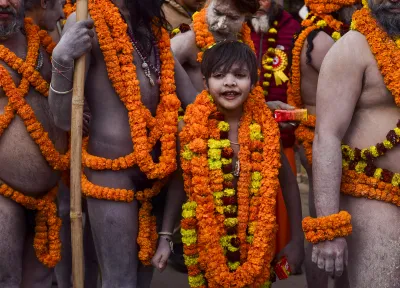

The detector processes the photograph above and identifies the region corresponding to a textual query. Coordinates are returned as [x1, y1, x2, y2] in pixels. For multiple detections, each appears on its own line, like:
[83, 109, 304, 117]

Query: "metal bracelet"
[50, 83, 73, 95]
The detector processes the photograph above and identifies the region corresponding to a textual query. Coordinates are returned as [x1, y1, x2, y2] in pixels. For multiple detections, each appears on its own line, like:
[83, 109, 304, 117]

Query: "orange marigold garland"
[180, 86, 281, 287]
[351, 5, 400, 107]
[192, 8, 256, 62]
[63, 0, 76, 19]
[0, 181, 62, 267]
[302, 211, 352, 244]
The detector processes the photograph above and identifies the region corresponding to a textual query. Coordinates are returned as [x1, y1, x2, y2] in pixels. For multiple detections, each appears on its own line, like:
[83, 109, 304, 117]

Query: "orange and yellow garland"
[78, 0, 180, 265]
[192, 8, 255, 62]
[0, 18, 64, 267]
[180, 87, 281, 287]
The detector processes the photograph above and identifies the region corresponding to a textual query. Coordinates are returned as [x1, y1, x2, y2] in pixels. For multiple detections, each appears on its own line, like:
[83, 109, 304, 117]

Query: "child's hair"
[201, 41, 258, 87]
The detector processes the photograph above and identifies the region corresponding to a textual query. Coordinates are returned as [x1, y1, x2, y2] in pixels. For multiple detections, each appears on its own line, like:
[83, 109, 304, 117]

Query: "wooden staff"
[70, 0, 89, 286]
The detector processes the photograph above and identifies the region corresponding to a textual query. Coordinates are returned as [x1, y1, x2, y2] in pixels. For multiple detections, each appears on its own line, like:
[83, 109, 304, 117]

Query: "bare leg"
[21, 230, 53, 288]
[86, 170, 140, 288]
[298, 145, 329, 288]
[84, 206, 99, 288]
[0, 195, 25, 288]
[55, 181, 72, 288]
[342, 195, 400, 288]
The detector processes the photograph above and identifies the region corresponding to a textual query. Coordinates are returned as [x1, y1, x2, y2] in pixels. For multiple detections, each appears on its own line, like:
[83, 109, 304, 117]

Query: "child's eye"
[213, 73, 223, 78]
[236, 73, 246, 78]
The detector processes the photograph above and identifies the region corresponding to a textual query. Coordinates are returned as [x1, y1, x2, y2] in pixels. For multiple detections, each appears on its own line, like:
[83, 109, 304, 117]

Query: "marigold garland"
[0, 181, 62, 268]
[305, 0, 359, 14]
[63, 0, 76, 19]
[351, 6, 400, 107]
[180, 87, 281, 287]
[302, 211, 352, 244]
[192, 8, 256, 62]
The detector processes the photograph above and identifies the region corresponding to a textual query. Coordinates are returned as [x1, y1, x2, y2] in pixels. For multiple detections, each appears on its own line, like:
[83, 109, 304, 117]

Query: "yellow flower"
[251, 171, 263, 181]
[355, 162, 367, 173]
[221, 158, 232, 165]
[208, 148, 221, 160]
[188, 275, 206, 287]
[223, 173, 234, 181]
[228, 261, 240, 270]
[223, 188, 235, 197]
[331, 31, 341, 41]
[392, 173, 400, 186]
[224, 218, 238, 227]
[184, 255, 198, 266]
[369, 146, 379, 157]
[316, 20, 327, 28]
[218, 121, 230, 132]
[208, 159, 222, 170]
[374, 168, 383, 180]
[224, 205, 237, 214]
[383, 140, 393, 149]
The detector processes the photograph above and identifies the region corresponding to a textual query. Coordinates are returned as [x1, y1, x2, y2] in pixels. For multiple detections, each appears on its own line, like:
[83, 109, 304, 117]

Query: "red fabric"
[251, 11, 301, 148]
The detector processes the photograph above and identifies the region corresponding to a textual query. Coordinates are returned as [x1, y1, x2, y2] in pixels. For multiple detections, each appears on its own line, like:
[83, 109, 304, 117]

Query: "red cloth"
[251, 11, 301, 148]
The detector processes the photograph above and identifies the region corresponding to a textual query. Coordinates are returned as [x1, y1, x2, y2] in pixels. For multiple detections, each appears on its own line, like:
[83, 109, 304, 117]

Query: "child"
[152, 41, 304, 287]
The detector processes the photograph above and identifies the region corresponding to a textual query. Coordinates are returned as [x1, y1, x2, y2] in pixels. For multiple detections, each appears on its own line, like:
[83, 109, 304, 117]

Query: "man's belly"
[344, 106, 400, 173]
[0, 117, 61, 196]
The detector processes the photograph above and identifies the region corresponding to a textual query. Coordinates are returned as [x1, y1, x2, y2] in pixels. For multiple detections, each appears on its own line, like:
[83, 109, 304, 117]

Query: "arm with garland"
[310, 31, 365, 277]
[277, 149, 304, 273]
[151, 121, 187, 272]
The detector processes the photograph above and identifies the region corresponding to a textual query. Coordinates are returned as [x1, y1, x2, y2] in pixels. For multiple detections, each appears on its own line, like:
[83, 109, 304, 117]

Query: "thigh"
[0, 195, 26, 287]
[343, 196, 400, 288]
[21, 230, 53, 288]
[87, 197, 139, 287]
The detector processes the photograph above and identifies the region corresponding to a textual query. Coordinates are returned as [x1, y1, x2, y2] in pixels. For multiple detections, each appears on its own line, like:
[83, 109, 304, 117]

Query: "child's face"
[206, 63, 253, 112]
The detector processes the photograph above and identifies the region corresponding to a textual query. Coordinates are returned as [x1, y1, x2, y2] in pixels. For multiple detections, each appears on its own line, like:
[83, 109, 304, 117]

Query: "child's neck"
[217, 105, 243, 124]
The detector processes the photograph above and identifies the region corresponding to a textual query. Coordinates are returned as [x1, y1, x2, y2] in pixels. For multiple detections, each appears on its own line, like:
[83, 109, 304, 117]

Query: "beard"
[0, 6, 24, 39]
[370, 1, 400, 37]
[251, 14, 270, 34]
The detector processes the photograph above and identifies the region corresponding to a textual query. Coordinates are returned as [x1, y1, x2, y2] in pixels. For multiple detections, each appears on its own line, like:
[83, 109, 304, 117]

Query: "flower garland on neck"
[63, 0, 76, 19]
[351, 2, 400, 106]
[0, 18, 64, 268]
[180, 86, 281, 287]
[192, 8, 256, 62]
[79, 0, 180, 265]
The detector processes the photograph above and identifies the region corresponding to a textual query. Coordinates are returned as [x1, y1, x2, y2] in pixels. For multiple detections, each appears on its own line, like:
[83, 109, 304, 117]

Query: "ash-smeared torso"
[0, 35, 68, 196]
[84, 29, 162, 190]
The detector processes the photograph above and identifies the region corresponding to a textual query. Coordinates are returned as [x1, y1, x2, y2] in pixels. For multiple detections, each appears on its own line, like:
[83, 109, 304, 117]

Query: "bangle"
[50, 83, 73, 95]
[52, 58, 73, 69]
[159, 234, 174, 254]
[158, 231, 173, 237]
[302, 211, 352, 244]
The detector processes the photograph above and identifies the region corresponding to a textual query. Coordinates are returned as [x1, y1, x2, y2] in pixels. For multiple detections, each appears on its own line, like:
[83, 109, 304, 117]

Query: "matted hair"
[201, 41, 258, 86]
[232, 0, 260, 15]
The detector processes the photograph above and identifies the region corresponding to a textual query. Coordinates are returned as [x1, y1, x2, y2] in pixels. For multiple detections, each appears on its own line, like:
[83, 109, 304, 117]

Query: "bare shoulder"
[171, 29, 198, 64]
[325, 30, 370, 65]
[306, 30, 335, 53]
[302, 31, 335, 70]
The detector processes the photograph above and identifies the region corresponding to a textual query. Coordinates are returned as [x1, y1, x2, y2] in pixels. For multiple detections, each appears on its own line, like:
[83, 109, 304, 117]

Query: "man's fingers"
[325, 257, 335, 274]
[317, 254, 325, 270]
[279, 103, 295, 110]
[311, 246, 319, 264]
[335, 253, 344, 277]
[79, 19, 94, 28]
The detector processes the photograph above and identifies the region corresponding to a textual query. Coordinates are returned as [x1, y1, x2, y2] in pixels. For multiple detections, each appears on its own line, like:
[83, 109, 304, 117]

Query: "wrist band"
[302, 211, 352, 244]
[50, 83, 73, 95]
[158, 231, 173, 237]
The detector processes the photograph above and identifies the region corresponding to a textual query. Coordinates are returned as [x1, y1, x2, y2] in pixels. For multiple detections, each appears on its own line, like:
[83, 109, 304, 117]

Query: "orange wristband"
[302, 211, 352, 244]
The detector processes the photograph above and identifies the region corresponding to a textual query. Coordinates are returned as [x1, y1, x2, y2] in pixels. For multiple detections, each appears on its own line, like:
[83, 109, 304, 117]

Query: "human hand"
[312, 237, 348, 277]
[277, 237, 305, 274]
[266, 101, 298, 131]
[53, 19, 95, 65]
[151, 236, 172, 272]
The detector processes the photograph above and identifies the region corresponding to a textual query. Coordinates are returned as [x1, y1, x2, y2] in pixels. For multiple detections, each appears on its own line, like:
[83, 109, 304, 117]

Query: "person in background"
[162, 0, 205, 30]
[249, 0, 301, 264]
